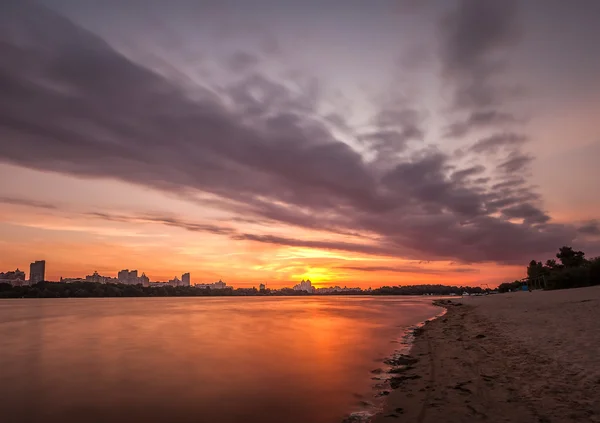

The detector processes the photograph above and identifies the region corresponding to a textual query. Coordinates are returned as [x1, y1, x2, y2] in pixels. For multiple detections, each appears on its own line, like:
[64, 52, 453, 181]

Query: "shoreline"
[342, 301, 448, 423]
[373, 287, 600, 422]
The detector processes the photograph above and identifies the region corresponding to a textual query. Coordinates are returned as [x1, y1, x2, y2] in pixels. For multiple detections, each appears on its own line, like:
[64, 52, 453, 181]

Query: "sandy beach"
[374, 286, 600, 422]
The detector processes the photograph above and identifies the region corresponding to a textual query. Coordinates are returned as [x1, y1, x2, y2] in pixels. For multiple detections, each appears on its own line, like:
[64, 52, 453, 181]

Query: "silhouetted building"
[195, 279, 228, 289]
[182, 273, 190, 287]
[86, 271, 103, 283]
[293, 279, 314, 293]
[168, 276, 181, 287]
[29, 260, 45, 284]
[117, 269, 146, 285]
[259, 283, 266, 291]
[118, 269, 129, 283]
[85, 271, 118, 284]
[0, 268, 26, 286]
[61, 277, 86, 283]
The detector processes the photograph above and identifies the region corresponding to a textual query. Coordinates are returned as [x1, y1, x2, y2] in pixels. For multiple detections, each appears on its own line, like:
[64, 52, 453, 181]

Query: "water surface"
[0, 296, 439, 423]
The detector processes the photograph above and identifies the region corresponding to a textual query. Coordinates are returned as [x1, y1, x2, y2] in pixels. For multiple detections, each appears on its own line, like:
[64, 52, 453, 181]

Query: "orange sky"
[1, 0, 599, 289]
[0, 187, 525, 288]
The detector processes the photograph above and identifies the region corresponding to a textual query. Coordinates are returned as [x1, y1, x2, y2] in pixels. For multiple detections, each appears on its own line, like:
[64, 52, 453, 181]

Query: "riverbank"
[374, 286, 600, 422]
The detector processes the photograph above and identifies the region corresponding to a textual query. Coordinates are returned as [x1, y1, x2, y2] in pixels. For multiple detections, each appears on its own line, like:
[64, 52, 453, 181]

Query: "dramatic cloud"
[226, 51, 259, 72]
[450, 165, 486, 182]
[501, 203, 550, 224]
[440, 0, 521, 110]
[0, 196, 57, 210]
[498, 151, 534, 173]
[445, 111, 520, 138]
[470, 133, 528, 154]
[337, 265, 479, 275]
[85, 210, 391, 257]
[0, 1, 593, 267]
[578, 221, 600, 236]
[360, 108, 424, 158]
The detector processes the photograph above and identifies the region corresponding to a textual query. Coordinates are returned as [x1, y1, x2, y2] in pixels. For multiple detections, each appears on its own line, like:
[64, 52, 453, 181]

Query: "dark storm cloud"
[440, 0, 521, 110]
[470, 133, 528, 154]
[0, 1, 591, 265]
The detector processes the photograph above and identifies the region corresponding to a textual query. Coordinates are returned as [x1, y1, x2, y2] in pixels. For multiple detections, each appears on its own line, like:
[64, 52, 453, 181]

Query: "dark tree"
[527, 260, 545, 279]
[556, 246, 586, 268]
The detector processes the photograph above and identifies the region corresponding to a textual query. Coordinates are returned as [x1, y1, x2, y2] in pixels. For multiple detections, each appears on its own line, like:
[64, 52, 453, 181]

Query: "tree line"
[0, 281, 485, 299]
[498, 246, 600, 292]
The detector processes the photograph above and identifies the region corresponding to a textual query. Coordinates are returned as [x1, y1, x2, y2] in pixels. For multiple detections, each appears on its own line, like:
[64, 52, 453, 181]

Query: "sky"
[1, 0, 599, 287]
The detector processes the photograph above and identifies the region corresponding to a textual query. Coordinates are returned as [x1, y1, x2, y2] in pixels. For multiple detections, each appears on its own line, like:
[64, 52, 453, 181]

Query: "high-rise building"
[29, 260, 45, 284]
[140, 272, 149, 287]
[129, 270, 138, 282]
[182, 273, 190, 287]
[293, 279, 314, 293]
[259, 283, 266, 291]
[118, 269, 129, 283]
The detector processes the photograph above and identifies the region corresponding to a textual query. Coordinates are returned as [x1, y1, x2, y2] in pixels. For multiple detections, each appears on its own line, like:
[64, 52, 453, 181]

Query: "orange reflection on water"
[0, 297, 439, 423]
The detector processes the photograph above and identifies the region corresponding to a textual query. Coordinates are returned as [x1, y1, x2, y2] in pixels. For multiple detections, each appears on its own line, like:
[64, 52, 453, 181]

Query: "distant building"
[182, 273, 190, 287]
[168, 276, 181, 287]
[29, 260, 45, 284]
[118, 269, 129, 283]
[86, 271, 104, 283]
[195, 279, 228, 289]
[212, 279, 226, 289]
[116, 269, 147, 285]
[314, 285, 361, 294]
[60, 277, 86, 283]
[85, 271, 119, 284]
[293, 279, 314, 293]
[259, 283, 266, 291]
[0, 268, 27, 286]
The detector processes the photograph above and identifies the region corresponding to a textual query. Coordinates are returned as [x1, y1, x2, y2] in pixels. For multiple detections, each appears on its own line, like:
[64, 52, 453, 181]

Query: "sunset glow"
[1, 0, 599, 288]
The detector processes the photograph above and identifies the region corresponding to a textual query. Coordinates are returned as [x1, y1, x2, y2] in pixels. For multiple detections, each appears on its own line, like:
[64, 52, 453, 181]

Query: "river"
[0, 296, 440, 423]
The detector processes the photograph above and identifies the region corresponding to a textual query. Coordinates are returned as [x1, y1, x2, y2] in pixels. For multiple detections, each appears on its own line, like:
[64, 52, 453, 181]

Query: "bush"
[589, 257, 600, 286]
[546, 266, 590, 290]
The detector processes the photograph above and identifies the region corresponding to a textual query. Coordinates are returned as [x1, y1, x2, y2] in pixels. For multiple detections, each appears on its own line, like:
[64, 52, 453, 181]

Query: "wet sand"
[374, 286, 600, 422]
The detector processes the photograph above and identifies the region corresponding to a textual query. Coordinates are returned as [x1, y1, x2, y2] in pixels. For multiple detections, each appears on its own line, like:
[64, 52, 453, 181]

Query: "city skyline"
[1, 0, 599, 288]
[0, 259, 357, 291]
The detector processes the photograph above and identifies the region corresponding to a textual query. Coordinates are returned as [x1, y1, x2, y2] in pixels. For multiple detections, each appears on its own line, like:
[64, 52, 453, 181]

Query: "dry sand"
[373, 286, 600, 422]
